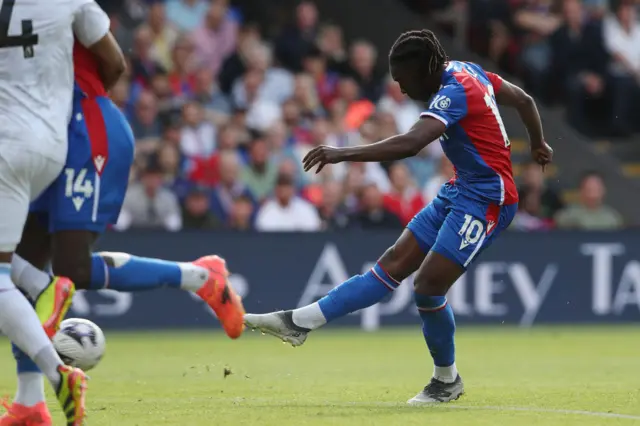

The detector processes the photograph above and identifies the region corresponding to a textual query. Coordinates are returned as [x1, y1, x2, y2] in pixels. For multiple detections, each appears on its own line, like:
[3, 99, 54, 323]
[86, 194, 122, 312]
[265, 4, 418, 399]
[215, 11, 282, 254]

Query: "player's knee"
[96, 251, 132, 268]
[413, 268, 448, 296]
[52, 256, 92, 290]
[378, 245, 411, 282]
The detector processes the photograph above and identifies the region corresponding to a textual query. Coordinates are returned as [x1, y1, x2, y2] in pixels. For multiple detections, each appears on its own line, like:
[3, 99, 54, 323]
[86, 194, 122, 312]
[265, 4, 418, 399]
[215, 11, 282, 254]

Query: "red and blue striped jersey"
[421, 61, 518, 206]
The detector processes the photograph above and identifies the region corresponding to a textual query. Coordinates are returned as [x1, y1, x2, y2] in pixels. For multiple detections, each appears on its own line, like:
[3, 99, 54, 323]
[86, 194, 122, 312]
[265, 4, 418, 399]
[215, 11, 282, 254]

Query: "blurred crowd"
[107, 0, 624, 233]
[432, 0, 640, 138]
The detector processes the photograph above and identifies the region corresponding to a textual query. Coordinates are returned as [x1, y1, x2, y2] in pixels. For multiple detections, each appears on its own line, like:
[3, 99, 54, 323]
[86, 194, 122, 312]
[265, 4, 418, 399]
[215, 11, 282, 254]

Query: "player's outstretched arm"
[494, 78, 552, 166]
[302, 117, 444, 173]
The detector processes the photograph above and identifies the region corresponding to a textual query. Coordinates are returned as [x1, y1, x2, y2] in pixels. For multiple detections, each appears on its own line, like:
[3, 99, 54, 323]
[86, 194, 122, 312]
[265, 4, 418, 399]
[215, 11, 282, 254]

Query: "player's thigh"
[15, 214, 52, 270]
[378, 229, 427, 282]
[51, 230, 98, 288]
[406, 186, 451, 254]
[91, 96, 134, 226]
[51, 97, 133, 234]
[430, 198, 516, 273]
[0, 147, 61, 254]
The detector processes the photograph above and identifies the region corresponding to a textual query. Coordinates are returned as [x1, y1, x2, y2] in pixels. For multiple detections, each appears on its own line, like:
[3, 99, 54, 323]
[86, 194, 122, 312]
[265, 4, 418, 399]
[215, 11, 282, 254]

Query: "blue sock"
[414, 294, 456, 367]
[318, 262, 400, 322]
[89, 253, 185, 292]
[12, 343, 40, 374]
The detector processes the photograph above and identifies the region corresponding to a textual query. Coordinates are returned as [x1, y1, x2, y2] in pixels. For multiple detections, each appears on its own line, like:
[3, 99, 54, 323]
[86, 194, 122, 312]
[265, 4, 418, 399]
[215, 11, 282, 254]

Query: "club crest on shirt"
[430, 95, 451, 111]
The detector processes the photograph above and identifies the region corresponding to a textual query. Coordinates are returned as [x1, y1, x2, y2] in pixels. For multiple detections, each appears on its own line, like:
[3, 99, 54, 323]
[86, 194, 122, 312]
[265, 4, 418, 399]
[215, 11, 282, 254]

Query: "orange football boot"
[0, 401, 52, 426]
[194, 255, 245, 338]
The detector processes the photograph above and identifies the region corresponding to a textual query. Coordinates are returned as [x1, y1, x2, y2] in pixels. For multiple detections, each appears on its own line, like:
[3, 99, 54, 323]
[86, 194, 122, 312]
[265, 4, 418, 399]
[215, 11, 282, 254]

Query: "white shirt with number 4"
[0, 0, 109, 163]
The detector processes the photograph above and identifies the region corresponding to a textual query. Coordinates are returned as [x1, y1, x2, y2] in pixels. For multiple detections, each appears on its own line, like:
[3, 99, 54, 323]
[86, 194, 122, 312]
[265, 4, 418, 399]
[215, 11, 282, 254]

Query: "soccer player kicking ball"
[244, 29, 553, 404]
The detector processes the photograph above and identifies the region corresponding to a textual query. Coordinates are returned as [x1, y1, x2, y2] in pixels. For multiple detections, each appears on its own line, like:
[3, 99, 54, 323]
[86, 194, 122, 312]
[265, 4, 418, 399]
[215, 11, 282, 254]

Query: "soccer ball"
[52, 318, 106, 372]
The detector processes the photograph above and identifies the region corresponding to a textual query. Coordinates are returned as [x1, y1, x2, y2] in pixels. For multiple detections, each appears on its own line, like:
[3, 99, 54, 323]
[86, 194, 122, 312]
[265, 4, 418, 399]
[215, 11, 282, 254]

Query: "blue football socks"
[414, 294, 456, 368]
[318, 262, 400, 322]
[89, 253, 183, 291]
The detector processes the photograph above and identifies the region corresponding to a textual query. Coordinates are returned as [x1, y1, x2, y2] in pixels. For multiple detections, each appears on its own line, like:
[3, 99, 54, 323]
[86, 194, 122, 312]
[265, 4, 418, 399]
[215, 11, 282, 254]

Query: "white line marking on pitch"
[350, 402, 640, 420]
[229, 398, 640, 420]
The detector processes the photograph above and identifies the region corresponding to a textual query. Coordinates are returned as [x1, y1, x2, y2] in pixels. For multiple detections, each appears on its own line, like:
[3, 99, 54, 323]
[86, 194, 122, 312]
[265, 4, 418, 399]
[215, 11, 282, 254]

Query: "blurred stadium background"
[3, 0, 640, 424]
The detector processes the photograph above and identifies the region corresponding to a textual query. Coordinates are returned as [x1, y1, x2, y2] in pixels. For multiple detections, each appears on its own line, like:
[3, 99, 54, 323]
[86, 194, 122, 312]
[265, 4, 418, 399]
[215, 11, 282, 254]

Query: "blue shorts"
[30, 94, 134, 233]
[407, 183, 517, 269]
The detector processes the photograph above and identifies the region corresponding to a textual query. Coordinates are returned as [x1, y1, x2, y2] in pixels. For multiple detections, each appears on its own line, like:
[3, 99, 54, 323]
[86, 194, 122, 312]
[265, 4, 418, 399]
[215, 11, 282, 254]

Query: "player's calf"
[412, 252, 464, 391]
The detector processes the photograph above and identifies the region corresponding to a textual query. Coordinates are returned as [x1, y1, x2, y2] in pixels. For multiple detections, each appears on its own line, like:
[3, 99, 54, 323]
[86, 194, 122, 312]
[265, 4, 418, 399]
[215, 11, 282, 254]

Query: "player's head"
[388, 29, 448, 102]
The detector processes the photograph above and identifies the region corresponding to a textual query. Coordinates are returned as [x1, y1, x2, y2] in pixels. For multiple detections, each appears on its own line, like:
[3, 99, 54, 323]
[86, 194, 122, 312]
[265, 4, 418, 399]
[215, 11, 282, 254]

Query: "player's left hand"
[531, 141, 553, 171]
[303, 145, 346, 174]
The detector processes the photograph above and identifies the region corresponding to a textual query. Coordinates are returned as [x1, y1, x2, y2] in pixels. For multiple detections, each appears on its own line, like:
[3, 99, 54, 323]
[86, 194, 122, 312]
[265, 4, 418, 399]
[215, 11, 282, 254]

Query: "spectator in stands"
[179, 101, 216, 159]
[346, 40, 384, 102]
[383, 162, 425, 226]
[265, 121, 304, 184]
[228, 194, 256, 231]
[166, 0, 208, 32]
[317, 180, 350, 230]
[115, 158, 183, 231]
[603, 0, 640, 136]
[302, 45, 339, 109]
[351, 183, 403, 229]
[218, 23, 262, 94]
[181, 186, 220, 230]
[338, 76, 375, 132]
[130, 90, 161, 139]
[192, 68, 232, 118]
[511, 190, 553, 231]
[168, 35, 197, 98]
[158, 143, 190, 200]
[130, 25, 164, 89]
[316, 23, 348, 74]
[512, 0, 562, 98]
[292, 73, 324, 117]
[241, 137, 278, 201]
[423, 156, 454, 202]
[191, 1, 238, 80]
[255, 173, 321, 231]
[555, 171, 623, 230]
[518, 161, 564, 220]
[210, 150, 254, 223]
[146, 2, 178, 72]
[275, 1, 319, 71]
[377, 76, 421, 134]
[550, 0, 608, 133]
[232, 42, 294, 108]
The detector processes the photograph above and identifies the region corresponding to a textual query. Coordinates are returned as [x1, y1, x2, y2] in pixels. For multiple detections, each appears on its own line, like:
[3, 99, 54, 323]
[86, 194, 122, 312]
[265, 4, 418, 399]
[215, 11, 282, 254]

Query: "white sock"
[0, 269, 62, 390]
[14, 372, 45, 406]
[291, 302, 327, 330]
[11, 254, 52, 300]
[178, 263, 209, 292]
[434, 363, 458, 384]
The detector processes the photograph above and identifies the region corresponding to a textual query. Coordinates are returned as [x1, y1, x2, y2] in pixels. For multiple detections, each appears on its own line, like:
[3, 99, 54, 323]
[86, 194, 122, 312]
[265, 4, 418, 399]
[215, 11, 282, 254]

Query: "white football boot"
[244, 310, 309, 347]
[407, 375, 464, 404]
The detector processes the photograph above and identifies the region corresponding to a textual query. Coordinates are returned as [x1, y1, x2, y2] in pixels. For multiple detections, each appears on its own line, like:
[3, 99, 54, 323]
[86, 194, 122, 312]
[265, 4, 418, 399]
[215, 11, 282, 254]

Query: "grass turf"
[1, 326, 639, 425]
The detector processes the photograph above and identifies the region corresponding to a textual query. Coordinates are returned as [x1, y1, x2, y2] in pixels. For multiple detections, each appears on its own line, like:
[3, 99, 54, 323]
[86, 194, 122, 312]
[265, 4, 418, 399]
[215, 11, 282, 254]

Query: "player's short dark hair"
[388, 29, 448, 75]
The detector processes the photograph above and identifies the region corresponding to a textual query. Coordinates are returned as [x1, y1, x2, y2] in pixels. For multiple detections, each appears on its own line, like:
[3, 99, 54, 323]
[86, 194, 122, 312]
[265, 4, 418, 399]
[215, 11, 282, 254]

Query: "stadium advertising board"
[76, 232, 640, 329]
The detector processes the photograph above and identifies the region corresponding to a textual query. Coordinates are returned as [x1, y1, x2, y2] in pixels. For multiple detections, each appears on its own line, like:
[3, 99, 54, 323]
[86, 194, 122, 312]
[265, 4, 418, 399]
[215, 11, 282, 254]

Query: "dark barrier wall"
[73, 231, 640, 330]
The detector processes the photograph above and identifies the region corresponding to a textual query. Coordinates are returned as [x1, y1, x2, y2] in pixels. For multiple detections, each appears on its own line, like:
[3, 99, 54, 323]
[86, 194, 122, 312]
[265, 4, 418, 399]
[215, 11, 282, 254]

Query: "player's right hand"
[303, 145, 345, 174]
[531, 141, 553, 170]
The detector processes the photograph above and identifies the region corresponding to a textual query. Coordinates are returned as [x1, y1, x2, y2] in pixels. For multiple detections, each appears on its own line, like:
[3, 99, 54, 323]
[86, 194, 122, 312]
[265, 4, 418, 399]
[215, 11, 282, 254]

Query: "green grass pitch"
[1, 326, 640, 425]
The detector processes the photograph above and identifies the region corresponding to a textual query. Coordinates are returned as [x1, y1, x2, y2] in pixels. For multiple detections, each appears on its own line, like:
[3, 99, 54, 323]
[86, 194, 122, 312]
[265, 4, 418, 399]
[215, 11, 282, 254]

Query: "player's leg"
[6, 213, 53, 419]
[0, 148, 87, 425]
[407, 199, 517, 404]
[244, 188, 449, 345]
